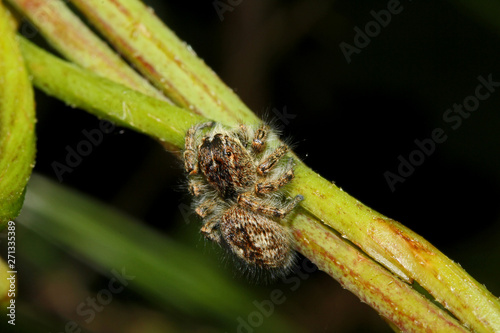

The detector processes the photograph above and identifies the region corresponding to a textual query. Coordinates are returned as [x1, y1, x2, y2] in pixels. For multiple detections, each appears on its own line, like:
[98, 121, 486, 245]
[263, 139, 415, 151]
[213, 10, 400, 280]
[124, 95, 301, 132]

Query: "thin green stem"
[18, 37, 204, 149]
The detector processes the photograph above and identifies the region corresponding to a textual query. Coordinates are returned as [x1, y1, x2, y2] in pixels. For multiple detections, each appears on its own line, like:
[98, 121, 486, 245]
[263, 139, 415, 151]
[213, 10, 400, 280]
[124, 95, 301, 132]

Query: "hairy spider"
[183, 121, 304, 278]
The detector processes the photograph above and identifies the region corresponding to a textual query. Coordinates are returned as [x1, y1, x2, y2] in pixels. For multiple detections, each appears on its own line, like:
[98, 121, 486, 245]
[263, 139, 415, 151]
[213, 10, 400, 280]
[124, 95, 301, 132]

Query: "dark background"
[24, 0, 500, 332]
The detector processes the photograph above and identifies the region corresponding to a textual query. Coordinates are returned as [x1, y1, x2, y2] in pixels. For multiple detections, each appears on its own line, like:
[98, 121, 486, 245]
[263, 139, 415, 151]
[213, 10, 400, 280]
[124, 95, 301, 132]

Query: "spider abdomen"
[219, 206, 294, 271]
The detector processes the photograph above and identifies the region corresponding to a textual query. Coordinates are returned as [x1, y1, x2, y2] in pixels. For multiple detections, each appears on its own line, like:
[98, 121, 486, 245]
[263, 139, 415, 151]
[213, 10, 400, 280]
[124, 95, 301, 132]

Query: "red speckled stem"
[7, 0, 166, 100]
[292, 214, 469, 332]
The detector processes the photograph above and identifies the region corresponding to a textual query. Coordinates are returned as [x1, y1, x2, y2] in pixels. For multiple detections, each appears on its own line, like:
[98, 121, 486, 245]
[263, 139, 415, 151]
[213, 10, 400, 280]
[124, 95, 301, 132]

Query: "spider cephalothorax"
[198, 133, 255, 198]
[183, 121, 303, 277]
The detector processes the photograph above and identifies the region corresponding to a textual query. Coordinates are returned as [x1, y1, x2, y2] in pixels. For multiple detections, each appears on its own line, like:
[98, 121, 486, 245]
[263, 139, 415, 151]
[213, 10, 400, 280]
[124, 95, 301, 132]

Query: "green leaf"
[0, 3, 36, 227]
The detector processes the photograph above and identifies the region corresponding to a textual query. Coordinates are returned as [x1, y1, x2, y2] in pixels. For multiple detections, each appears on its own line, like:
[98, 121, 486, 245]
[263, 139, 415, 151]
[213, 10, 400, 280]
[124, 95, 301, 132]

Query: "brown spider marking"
[183, 121, 304, 278]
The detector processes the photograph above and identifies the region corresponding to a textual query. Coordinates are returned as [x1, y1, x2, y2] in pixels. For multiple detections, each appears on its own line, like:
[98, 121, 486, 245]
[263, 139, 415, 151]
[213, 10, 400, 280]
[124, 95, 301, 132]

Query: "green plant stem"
[70, 0, 259, 126]
[18, 37, 204, 149]
[291, 163, 500, 332]
[6, 0, 167, 101]
[19, 37, 478, 332]
[0, 2, 35, 226]
[292, 214, 470, 333]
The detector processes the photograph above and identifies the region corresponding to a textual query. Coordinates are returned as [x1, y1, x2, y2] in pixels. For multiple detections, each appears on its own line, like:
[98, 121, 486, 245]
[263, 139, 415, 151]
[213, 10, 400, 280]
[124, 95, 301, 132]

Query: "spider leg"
[190, 178, 218, 217]
[256, 158, 294, 194]
[184, 121, 214, 174]
[257, 143, 289, 175]
[188, 179, 206, 197]
[238, 192, 304, 219]
[236, 124, 250, 148]
[194, 197, 218, 218]
[252, 123, 269, 153]
[200, 216, 222, 244]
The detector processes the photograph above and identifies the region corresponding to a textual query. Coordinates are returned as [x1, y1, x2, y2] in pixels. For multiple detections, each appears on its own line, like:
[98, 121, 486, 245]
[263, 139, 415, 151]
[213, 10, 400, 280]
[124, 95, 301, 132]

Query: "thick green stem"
[0, 2, 35, 226]
[292, 214, 469, 333]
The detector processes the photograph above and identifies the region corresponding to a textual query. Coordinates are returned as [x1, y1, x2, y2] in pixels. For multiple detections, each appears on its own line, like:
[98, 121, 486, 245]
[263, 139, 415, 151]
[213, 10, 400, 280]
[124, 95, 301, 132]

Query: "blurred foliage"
[14, 173, 295, 332]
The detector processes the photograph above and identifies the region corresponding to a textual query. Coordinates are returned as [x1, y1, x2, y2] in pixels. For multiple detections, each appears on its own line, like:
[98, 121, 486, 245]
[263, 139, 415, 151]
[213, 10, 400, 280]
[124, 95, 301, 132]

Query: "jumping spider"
[183, 121, 304, 278]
